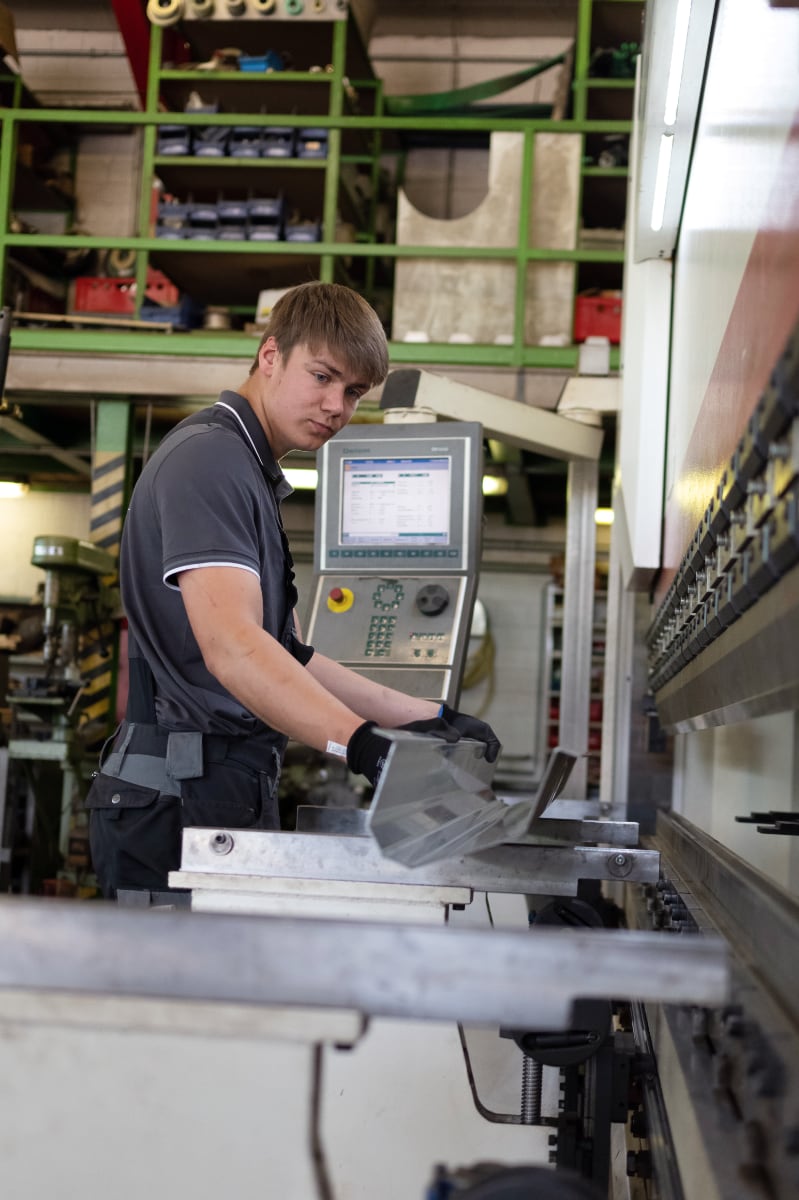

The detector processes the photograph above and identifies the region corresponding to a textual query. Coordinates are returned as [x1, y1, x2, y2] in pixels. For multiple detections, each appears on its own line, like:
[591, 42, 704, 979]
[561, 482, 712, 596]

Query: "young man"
[87, 282, 500, 902]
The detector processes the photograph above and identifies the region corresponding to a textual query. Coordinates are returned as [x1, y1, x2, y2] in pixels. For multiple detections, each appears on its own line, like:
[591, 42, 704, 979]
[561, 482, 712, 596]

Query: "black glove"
[346, 719, 460, 788]
[440, 703, 501, 763]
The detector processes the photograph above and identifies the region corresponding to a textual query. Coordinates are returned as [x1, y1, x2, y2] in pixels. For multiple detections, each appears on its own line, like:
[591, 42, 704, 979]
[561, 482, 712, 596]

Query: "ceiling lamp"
[0, 476, 30, 499]
[633, 0, 716, 260]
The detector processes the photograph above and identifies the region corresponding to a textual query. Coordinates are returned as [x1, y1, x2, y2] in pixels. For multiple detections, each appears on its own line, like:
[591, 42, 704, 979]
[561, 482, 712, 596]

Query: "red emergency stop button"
[326, 585, 354, 613]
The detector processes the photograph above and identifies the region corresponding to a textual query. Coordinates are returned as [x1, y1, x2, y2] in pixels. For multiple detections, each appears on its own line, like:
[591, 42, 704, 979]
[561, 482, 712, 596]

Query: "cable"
[461, 609, 496, 716]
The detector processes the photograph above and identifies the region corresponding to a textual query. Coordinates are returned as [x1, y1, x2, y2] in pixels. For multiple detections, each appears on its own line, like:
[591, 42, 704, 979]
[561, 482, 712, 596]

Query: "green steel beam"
[2, 109, 632, 136]
[512, 129, 536, 367]
[158, 70, 332, 85]
[320, 19, 347, 283]
[4, 234, 623, 262]
[6, 326, 619, 372]
[0, 112, 16, 297]
[574, 0, 594, 124]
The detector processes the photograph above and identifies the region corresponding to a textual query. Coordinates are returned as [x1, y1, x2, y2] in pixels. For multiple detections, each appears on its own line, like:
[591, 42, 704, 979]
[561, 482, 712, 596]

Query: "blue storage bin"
[217, 201, 248, 241]
[296, 128, 327, 159]
[285, 221, 321, 242]
[262, 126, 295, 158]
[156, 201, 189, 238]
[228, 126, 262, 158]
[239, 51, 286, 72]
[157, 125, 191, 156]
[187, 203, 219, 238]
[192, 126, 230, 157]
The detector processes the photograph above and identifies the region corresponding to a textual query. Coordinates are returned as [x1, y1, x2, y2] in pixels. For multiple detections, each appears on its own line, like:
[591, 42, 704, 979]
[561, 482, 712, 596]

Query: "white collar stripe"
[214, 400, 264, 465]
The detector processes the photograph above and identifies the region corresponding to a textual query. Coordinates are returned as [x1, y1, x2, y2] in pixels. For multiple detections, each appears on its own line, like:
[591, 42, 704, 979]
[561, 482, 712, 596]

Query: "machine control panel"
[305, 422, 483, 705]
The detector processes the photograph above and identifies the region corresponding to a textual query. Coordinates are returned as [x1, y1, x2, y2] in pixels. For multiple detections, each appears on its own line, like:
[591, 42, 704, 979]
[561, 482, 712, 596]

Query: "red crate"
[72, 270, 179, 316]
[574, 290, 623, 343]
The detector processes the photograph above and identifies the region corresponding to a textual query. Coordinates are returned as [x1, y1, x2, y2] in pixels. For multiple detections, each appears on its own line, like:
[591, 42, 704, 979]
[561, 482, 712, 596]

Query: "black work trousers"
[87, 722, 283, 899]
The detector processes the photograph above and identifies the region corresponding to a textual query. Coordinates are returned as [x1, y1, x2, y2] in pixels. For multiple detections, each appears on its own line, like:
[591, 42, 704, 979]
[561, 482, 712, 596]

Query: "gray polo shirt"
[120, 389, 313, 736]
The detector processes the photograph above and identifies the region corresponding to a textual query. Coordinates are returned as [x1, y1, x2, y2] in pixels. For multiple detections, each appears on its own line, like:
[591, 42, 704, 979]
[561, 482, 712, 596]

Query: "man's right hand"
[346, 719, 460, 788]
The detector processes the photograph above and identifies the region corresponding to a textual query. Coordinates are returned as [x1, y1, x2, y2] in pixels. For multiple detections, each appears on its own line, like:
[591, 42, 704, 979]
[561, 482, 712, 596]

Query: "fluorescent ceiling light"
[650, 133, 674, 232]
[594, 507, 614, 526]
[283, 468, 319, 490]
[0, 479, 30, 499]
[633, 0, 715, 261]
[664, 0, 692, 126]
[482, 475, 508, 497]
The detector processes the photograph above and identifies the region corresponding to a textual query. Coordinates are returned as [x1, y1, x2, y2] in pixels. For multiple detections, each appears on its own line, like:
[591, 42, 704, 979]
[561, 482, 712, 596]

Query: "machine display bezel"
[314, 423, 483, 573]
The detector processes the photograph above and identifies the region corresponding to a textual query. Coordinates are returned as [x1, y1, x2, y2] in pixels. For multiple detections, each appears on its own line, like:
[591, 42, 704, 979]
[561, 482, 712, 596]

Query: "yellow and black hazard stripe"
[79, 449, 129, 732]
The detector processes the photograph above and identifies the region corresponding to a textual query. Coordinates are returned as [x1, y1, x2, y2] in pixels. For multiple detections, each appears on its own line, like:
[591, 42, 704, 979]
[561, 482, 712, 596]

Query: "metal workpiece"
[366, 736, 580, 867]
[180, 828, 660, 894]
[0, 896, 729, 1029]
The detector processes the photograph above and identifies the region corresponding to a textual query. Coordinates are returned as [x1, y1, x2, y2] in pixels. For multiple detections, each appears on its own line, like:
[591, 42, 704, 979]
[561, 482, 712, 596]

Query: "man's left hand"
[439, 704, 501, 763]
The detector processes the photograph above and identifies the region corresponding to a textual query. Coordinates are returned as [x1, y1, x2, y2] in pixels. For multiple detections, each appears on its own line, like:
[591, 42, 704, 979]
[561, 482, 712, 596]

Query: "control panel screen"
[341, 456, 451, 547]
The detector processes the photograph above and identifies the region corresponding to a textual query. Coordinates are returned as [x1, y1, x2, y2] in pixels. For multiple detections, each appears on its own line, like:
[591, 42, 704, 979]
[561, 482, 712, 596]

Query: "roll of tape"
[225, 0, 247, 15]
[146, 0, 184, 27]
[253, 0, 277, 14]
[286, 0, 305, 15]
[188, 0, 215, 16]
[106, 248, 138, 278]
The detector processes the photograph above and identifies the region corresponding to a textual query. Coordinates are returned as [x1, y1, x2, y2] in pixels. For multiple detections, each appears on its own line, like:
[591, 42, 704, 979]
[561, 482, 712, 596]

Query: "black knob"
[415, 584, 449, 616]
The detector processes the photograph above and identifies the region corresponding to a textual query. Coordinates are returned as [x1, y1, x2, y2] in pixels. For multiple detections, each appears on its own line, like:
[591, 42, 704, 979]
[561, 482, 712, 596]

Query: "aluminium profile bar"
[0, 896, 728, 1029]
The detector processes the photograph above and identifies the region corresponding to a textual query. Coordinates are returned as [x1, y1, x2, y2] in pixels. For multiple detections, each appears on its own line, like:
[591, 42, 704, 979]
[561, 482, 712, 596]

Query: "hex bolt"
[210, 830, 235, 855]
[608, 852, 632, 879]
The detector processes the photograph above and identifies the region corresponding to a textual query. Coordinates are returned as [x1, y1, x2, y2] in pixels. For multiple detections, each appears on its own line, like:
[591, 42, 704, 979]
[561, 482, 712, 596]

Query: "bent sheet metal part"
[367, 733, 581, 867]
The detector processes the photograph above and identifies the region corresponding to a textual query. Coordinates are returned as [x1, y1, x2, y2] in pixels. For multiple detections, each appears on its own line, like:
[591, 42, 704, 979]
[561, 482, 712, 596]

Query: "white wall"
[0, 491, 90, 602]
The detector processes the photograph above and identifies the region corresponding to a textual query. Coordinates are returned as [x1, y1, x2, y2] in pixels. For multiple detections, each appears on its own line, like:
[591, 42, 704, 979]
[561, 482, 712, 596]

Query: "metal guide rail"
[647, 323, 799, 729]
[627, 812, 799, 1200]
[178, 826, 661, 894]
[0, 895, 728, 1031]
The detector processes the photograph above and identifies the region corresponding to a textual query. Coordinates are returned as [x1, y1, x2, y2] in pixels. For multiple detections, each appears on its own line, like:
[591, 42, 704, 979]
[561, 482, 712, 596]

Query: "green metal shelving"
[0, 2, 641, 369]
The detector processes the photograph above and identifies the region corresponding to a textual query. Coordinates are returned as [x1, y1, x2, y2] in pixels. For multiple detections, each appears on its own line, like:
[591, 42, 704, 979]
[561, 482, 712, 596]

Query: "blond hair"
[250, 282, 388, 388]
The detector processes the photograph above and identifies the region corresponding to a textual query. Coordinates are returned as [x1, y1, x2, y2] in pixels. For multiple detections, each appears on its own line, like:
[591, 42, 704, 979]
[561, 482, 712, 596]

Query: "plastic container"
[228, 126, 262, 158]
[192, 126, 230, 157]
[296, 127, 328, 159]
[573, 291, 622, 343]
[262, 126, 295, 158]
[157, 125, 191, 156]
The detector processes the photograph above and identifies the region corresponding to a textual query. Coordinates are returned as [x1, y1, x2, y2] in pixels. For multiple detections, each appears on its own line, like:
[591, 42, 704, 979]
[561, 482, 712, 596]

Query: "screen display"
[341, 456, 452, 546]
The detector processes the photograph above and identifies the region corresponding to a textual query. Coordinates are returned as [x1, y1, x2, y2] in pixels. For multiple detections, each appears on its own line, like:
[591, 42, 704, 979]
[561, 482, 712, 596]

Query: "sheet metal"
[0, 896, 729, 1030]
[367, 734, 578, 867]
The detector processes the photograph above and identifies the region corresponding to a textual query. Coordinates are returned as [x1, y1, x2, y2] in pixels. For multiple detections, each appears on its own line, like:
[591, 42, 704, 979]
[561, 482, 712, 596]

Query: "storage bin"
[262, 126, 295, 158]
[72, 271, 179, 316]
[248, 196, 284, 239]
[192, 126, 230, 157]
[157, 125, 191, 156]
[573, 290, 622, 343]
[285, 221, 321, 242]
[228, 126, 262, 158]
[296, 127, 327, 159]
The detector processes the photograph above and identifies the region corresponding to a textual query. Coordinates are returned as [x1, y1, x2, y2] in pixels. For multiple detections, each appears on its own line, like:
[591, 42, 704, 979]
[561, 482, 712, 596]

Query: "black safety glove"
[346, 719, 460, 788]
[439, 703, 501, 763]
